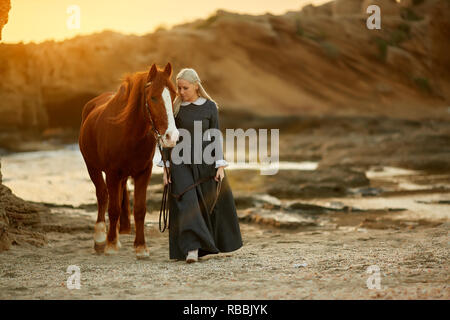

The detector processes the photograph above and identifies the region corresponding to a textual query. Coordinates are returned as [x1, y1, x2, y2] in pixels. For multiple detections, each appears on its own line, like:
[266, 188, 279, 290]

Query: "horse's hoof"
[135, 246, 150, 260]
[94, 241, 106, 254]
[105, 241, 121, 255]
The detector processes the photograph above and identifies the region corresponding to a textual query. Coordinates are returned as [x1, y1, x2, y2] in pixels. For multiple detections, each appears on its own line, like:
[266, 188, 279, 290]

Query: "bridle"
[144, 81, 162, 143]
[143, 81, 171, 232]
[143, 80, 222, 233]
[144, 81, 172, 233]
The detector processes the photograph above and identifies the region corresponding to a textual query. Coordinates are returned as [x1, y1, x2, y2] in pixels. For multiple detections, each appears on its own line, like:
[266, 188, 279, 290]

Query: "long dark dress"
[160, 99, 243, 260]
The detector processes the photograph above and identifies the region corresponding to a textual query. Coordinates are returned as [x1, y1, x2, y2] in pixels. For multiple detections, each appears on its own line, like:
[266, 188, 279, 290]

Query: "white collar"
[180, 96, 207, 106]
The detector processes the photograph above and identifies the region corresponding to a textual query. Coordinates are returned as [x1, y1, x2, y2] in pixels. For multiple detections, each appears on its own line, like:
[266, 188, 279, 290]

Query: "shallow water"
[0, 143, 318, 206]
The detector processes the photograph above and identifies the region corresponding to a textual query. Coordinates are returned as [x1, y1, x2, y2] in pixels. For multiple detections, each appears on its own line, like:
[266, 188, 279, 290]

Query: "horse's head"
[145, 62, 179, 148]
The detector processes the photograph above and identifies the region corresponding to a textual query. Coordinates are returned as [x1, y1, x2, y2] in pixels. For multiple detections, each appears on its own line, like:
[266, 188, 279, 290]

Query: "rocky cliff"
[0, 0, 449, 146]
[0, 2, 49, 252]
[0, 0, 10, 41]
[0, 161, 49, 252]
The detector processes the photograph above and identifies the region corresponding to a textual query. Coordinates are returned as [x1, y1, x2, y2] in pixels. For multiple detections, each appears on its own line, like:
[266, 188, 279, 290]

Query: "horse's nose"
[165, 130, 179, 143]
[172, 129, 179, 142]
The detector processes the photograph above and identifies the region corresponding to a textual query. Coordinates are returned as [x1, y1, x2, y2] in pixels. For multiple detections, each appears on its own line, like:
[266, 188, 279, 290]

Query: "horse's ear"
[163, 62, 173, 78]
[147, 63, 158, 82]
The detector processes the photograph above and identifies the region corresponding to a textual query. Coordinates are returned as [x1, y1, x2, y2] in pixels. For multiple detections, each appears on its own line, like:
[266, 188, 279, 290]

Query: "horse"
[79, 62, 179, 259]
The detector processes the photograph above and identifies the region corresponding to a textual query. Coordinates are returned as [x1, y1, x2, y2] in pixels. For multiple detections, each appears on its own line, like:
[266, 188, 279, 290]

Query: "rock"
[428, 0, 450, 99]
[0, 185, 44, 228]
[301, 3, 333, 16]
[286, 202, 330, 214]
[0, 0, 10, 40]
[254, 194, 282, 209]
[234, 192, 281, 209]
[361, 0, 401, 16]
[263, 168, 369, 199]
[1, 1, 448, 151]
[293, 263, 308, 268]
[267, 183, 347, 199]
[387, 207, 407, 212]
[302, 4, 319, 16]
[0, 198, 10, 251]
[0, 160, 49, 251]
[386, 46, 426, 78]
[333, 0, 364, 17]
[286, 200, 367, 213]
[348, 186, 383, 196]
[327, 201, 347, 210]
[238, 208, 317, 229]
[318, 131, 450, 173]
[233, 192, 256, 209]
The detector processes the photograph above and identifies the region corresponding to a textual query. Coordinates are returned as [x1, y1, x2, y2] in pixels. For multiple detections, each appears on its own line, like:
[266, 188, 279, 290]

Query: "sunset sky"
[2, 0, 329, 44]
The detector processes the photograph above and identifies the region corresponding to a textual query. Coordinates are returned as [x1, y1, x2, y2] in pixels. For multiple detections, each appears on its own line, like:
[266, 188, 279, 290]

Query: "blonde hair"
[173, 68, 219, 117]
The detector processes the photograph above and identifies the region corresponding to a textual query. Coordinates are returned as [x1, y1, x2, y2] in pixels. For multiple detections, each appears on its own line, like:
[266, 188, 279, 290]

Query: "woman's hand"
[215, 166, 225, 182]
[163, 169, 171, 185]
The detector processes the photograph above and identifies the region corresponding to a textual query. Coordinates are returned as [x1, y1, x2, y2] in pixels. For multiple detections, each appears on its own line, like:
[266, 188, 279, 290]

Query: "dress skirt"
[168, 160, 243, 260]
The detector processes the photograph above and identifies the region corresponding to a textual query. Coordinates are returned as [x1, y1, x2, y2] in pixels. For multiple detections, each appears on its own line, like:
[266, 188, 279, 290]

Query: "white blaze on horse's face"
[161, 87, 179, 147]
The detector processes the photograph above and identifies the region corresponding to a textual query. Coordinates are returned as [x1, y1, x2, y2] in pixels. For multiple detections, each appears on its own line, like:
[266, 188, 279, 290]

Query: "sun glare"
[1, 0, 330, 44]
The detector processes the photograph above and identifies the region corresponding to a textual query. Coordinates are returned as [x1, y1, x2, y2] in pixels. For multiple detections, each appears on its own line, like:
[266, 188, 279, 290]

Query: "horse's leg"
[104, 172, 123, 255]
[119, 178, 131, 234]
[86, 165, 108, 254]
[132, 167, 152, 259]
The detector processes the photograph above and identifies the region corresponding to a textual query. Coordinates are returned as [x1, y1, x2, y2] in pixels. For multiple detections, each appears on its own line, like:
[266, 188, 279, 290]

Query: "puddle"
[366, 166, 422, 178]
[294, 193, 450, 222]
[366, 166, 450, 192]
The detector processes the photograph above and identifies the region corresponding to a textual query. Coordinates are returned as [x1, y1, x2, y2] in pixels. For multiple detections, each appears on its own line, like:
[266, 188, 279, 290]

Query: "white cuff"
[215, 159, 228, 168]
[157, 160, 170, 167]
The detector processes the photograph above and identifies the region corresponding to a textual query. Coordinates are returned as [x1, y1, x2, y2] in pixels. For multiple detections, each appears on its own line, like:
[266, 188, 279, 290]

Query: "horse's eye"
[151, 96, 158, 103]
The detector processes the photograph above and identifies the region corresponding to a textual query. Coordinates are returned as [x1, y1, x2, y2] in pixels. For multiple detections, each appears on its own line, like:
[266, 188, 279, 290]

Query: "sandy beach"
[1, 115, 449, 299]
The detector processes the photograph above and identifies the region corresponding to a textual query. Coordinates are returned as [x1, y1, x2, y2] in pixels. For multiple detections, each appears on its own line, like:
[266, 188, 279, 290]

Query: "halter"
[143, 81, 162, 144]
[144, 80, 172, 232]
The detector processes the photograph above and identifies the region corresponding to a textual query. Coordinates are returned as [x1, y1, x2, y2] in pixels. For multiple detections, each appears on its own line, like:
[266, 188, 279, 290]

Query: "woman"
[157, 68, 243, 263]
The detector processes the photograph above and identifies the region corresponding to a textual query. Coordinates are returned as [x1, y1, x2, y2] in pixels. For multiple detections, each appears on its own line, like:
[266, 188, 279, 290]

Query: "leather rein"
[143, 81, 222, 233]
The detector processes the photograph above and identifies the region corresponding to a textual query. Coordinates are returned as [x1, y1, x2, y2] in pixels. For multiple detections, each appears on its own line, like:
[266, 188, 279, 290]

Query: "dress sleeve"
[156, 147, 171, 168]
[210, 104, 229, 169]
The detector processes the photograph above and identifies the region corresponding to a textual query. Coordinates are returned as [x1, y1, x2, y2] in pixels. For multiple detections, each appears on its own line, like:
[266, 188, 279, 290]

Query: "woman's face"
[177, 79, 199, 102]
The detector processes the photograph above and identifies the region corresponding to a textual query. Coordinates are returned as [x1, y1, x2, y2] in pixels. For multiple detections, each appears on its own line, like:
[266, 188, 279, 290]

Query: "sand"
[0, 204, 448, 300]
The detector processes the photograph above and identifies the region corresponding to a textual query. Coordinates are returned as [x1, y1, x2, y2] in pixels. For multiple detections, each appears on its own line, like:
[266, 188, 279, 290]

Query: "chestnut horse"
[79, 62, 179, 259]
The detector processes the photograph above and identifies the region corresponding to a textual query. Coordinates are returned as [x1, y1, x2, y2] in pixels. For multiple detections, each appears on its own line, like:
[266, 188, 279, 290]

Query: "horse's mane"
[109, 71, 147, 124]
